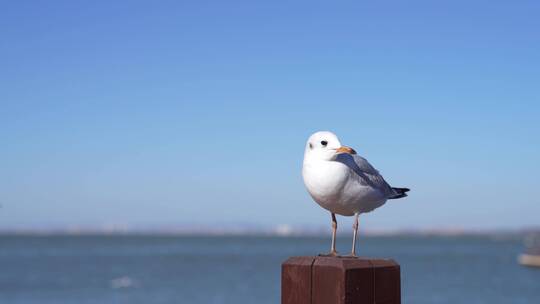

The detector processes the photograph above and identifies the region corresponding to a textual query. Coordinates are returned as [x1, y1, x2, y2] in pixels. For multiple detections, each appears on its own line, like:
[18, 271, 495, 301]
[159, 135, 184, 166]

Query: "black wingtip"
[389, 187, 410, 199]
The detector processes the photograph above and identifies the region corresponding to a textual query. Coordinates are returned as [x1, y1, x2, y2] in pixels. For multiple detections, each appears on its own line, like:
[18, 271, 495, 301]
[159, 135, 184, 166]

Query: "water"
[1, 235, 539, 304]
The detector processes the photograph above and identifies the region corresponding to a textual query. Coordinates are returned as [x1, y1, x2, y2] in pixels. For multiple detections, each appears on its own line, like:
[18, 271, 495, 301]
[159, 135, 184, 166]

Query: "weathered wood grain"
[282, 256, 316, 304]
[282, 256, 400, 304]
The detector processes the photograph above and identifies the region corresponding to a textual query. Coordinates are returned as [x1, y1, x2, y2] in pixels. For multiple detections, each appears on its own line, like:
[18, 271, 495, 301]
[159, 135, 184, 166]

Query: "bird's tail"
[389, 187, 410, 199]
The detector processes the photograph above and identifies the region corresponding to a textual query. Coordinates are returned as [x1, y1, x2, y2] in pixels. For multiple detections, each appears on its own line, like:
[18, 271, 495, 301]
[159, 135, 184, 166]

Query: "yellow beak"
[336, 146, 357, 155]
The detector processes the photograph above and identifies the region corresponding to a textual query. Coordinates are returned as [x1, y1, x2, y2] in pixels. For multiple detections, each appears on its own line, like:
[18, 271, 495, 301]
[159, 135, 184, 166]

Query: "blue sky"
[1, 1, 539, 230]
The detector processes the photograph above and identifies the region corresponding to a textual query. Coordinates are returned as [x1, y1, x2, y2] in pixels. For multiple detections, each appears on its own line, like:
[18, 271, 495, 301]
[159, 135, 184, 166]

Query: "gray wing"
[335, 153, 396, 198]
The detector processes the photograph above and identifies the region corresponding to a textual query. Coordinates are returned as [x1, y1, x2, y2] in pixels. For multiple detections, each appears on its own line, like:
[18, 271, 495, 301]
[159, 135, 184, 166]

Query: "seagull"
[302, 131, 409, 257]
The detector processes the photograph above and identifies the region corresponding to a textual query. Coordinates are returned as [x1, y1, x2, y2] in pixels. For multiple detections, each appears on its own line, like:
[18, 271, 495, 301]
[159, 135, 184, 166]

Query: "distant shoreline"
[0, 226, 537, 238]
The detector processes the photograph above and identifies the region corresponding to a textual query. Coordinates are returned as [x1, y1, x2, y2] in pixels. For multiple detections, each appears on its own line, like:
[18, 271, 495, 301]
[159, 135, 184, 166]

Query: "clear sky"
[1, 1, 539, 231]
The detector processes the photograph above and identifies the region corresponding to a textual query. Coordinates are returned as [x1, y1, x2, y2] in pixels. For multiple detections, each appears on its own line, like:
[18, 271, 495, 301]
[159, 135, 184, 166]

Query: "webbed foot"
[318, 250, 339, 257]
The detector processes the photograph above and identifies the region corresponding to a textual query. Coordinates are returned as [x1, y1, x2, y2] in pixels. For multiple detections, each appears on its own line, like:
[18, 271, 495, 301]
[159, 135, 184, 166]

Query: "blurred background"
[1, 1, 539, 303]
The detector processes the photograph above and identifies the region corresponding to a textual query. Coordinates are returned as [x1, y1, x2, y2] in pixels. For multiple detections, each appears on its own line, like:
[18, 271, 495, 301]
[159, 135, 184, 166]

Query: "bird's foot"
[345, 252, 358, 258]
[318, 250, 339, 257]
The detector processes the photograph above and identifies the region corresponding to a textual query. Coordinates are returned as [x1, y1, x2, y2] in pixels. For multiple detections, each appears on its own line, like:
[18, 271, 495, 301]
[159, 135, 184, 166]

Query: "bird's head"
[304, 131, 356, 162]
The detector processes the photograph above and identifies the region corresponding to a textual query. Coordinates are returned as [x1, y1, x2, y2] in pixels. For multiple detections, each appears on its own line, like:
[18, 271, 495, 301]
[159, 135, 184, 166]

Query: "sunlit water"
[1, 235, 539, 304]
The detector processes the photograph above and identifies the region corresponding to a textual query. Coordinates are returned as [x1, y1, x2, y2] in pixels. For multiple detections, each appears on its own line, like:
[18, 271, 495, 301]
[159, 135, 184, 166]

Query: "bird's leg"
[350, 213, 359, 257]
[331, 213, 338, 255]
[320, 213, 338, 257]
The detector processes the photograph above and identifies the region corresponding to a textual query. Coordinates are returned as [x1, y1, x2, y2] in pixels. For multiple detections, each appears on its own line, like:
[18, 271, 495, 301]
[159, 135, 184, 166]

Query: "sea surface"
[1, 235, 539, 304]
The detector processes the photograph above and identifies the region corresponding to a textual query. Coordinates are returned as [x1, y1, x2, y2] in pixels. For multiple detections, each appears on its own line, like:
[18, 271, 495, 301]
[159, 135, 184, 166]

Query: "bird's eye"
[309, 143, 313, 149]
[321, 140, 328, 146]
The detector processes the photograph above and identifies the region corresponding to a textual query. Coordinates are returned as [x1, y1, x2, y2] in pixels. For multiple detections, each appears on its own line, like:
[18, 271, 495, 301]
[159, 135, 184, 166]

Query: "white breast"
[302, 160, 352, 215]
[302, 160, 387, 216]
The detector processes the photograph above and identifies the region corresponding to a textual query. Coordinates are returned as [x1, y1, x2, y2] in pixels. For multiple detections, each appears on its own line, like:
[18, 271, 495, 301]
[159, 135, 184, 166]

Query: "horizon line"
[0, 224, 538, 237]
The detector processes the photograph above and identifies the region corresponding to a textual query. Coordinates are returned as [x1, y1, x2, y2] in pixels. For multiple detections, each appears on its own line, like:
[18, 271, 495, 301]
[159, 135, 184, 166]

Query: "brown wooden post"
[282, 256, 400, 304]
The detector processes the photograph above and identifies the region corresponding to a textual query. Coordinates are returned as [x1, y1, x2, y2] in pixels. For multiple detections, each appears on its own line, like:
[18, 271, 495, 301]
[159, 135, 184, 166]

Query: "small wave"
[110, 276, 137, 289]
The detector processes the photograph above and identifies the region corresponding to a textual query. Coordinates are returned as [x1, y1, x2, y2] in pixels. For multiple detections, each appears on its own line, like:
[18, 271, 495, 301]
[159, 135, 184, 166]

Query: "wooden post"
[282, 256, 400, 304]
